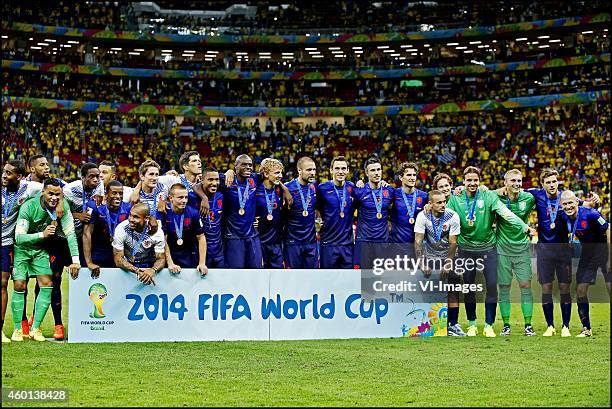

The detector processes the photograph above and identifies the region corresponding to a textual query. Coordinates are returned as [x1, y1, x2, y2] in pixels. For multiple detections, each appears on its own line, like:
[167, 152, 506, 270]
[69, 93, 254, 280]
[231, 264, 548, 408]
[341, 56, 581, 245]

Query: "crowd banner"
[2, 91, 609, 118]
[2, 14, 608, 44]
[3, 53, 609, 80]
[68, 269, 446, 343]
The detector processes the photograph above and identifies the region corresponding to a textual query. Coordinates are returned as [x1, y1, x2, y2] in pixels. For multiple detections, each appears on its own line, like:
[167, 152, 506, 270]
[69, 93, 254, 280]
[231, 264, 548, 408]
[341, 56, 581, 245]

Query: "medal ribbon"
[3, 188, 18, 220]
[105, 206, 120, 238]
[236, 177, 249, 212]
[297, 180, 312, 213]
[465, 190, 479, 222]
[131, 225, 149, 262]
[429, 212, 444, 242]
[401, 189, 417, 219]
[173, 211, 184, 241]
[546, 192, 561, 227]
[570, 208, 581, 242]
[333, 183, 347, 213]
[265, 187, 276, 217]
[371, 187, 383, 215]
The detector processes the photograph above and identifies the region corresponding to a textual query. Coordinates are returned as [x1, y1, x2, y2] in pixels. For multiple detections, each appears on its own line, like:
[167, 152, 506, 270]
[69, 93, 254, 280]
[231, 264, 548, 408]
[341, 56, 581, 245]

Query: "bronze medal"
[376, 212, 383, 219]
[266, 214, 274, 221]
[176, 238, 183, 246]
[238, 208, 246, 215]
[302, 210, 309, 217]
[51, 220, 58, 226]
[340, 211, 345, 218]
[409, 217, 415, 224]
[550, 222, 555, 229]
[468, 219, 474, 226]
[2, 219, 8, 224]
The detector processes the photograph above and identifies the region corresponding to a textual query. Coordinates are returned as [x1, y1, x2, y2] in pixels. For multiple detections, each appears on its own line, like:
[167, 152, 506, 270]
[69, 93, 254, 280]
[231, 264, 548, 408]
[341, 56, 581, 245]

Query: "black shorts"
[536, 245, 572, 284]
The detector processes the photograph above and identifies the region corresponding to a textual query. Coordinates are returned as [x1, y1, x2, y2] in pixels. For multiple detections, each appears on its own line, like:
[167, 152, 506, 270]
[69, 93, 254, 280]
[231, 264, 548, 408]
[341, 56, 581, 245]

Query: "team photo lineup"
[1, 0, 610, 407]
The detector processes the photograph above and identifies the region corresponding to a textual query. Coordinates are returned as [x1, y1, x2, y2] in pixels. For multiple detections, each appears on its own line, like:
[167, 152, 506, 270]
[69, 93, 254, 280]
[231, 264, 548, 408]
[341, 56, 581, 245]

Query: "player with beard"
[199, 168, 226, 268]
[316, 156, 355, 269]
[284, 157, 319, 269]
[112, 203, 166, 285]
[447, 166, 534, 338]
[1, 160, 43, 343]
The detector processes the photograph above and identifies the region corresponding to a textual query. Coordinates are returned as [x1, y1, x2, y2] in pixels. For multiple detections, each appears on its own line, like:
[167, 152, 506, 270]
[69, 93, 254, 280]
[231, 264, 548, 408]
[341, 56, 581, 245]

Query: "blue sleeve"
[589, 209, 609, 232]
[85, 199, 97, 224]
[192, 207, 205, 235]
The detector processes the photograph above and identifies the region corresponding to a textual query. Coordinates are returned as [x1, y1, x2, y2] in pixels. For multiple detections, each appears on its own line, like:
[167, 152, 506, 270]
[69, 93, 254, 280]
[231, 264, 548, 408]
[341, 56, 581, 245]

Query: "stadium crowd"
[2, 0, 607, 34]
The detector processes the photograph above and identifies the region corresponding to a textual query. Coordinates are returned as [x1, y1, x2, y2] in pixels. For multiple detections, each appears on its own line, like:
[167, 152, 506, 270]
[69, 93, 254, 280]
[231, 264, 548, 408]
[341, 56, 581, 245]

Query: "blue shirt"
[353, 184, 394, 242]
[90, 202, 132, 263]
[562, 206, 609, 244]
[159, 204, 204, 265]
[202, 192, 224, 258]
[218, 173, 259, 239]
[316, 181, 355, 246]
[390, 187, 428, 243]
[284, 179, 317, 244]
[255, 184, 283, 245]
[526, 188, 569, 243]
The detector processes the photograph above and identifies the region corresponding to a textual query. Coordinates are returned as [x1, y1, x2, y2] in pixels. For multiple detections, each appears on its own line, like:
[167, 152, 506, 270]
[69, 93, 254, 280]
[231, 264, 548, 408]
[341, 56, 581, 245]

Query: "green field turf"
[2, 276, 610, 407]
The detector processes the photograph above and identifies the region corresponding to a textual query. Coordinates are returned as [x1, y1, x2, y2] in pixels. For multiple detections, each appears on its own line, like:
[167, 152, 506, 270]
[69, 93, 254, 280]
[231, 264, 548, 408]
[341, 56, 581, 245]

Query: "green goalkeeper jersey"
[494, 191, 535, 256]
[447, 189, 528, 252]
[14, 193, 79, 259]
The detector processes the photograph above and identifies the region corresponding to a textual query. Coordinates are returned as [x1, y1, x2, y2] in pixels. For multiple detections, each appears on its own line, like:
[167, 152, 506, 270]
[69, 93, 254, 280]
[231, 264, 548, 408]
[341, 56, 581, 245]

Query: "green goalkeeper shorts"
[12, 248, 53, 281]
[497, 253, 532, 285]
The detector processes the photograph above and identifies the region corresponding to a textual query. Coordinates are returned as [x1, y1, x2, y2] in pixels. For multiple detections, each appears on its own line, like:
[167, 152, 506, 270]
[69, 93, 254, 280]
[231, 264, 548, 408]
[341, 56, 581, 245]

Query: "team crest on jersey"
[442, 224, 447, 231]
[581, 220, 588, 228]
[143, 239, 152, 249]
[249, 178, 255, 187]
[347, 186, 353, 193]
[18, 197, 26, 205]
[477, 199, 484, 208]
[184, 218, 191, 226]
[383, 190, 389, 198]
[417, 197, 423, 205]
[519, 202, 526, 210]
[217, 199, 223, 210]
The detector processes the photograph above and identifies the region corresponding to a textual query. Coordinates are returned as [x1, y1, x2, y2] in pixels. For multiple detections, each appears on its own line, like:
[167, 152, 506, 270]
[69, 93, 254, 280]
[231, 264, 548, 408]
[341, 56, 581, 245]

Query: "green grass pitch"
[2, 276, 610, 407]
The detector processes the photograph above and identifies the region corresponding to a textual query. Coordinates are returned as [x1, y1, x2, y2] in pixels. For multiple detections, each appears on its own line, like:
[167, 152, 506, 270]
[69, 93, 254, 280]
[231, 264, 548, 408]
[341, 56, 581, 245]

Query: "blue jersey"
[353, 184, 394, 242]
[562, 207, 609, 244]
[202, 192, 224, 258]
[255, 184, 283, 245]
[284, 179, 317, 244]
[159, 204, 204, 264]
[527, 188, 569, 243]
[219, 173, 259, 239]
[390, 188, 428, 243]
[90, 202, 132, 263]
[316, 181, 355, 246]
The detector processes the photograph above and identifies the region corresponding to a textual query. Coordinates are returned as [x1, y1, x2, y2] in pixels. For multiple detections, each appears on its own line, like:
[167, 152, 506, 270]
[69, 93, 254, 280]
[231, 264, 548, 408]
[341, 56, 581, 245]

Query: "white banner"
[68, 269, 447, 343]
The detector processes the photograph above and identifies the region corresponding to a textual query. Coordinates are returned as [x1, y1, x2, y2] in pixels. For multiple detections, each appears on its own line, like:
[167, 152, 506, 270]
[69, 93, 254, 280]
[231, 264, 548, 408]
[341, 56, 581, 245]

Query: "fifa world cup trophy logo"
[88, 283, 108, 319]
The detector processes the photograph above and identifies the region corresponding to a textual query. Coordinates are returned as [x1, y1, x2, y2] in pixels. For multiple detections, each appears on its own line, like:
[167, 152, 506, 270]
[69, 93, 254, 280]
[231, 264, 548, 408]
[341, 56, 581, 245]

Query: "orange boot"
[53, 324, 65, 340]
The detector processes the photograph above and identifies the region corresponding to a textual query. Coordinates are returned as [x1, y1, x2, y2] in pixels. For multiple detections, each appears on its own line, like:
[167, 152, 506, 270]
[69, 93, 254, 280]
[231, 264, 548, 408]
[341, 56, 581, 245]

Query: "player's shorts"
[44, 236, 71, 273]
[225, 237, 263, 269]
[320, 244, 353, 269]
[497, 253, 532, 285]
[1, 244, 14, 273]
[284, 243, 318, 269]
[576, 244, 609, 284]
[172, 251, 199, 269]
[206, 253, 226, 268]
[12, 248, 53, 281]
[262, 242, 284, 269]
[536, 244, 572, 284]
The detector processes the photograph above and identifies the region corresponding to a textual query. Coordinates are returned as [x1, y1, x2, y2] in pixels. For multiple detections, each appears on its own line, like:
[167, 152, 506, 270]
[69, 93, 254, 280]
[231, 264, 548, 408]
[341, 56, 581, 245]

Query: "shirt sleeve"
[25, 181, 43, 197]
[158, 175, 180, 190]
[93, 181, 105, 197]
[449, 213, 461, 236]
[152, 228, 166, 254]
[590, 210, 609, 232]
[490, 192, 528, 230]
[446, 195, 458, 213]
[60, 198, 80, 258]
[413, 212, 426, 234]
[122, 186, 133, 203]
[14, 205, 44, 245]
[112, 226, 127, 251]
